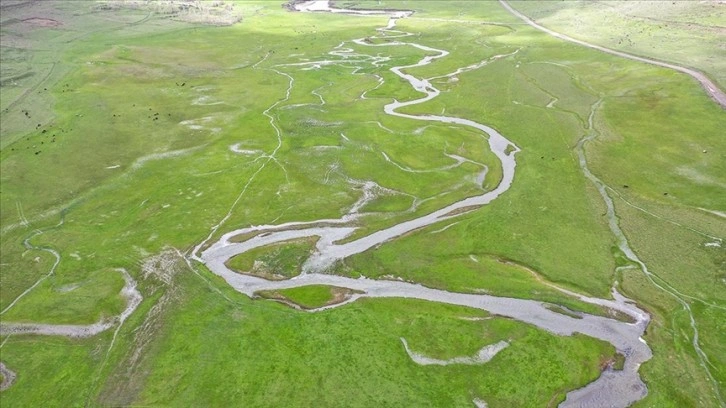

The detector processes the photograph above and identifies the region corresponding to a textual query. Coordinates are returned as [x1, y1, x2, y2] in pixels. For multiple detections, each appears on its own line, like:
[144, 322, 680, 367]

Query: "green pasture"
[507, 0, 726, 88]
[257, 284, 356, 309]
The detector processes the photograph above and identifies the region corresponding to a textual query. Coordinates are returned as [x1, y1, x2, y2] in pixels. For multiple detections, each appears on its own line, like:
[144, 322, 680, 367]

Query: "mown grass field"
[1, 1, 724, 406]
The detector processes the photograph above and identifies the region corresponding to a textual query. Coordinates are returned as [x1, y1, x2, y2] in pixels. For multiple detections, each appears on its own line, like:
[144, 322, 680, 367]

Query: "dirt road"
[499, 0, 726, 109]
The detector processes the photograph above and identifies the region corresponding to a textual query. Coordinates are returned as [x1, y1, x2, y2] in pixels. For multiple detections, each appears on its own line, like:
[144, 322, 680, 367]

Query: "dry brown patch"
[598, 353, 625, 371]
[329, 286, 356, 305]
[231, 264, 290, 281]
[22, 17, 62, 27]
[97, 1, 242, 26]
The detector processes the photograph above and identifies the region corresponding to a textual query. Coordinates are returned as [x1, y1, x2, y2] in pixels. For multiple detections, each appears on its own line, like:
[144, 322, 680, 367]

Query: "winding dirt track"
[499, 0, 726, 109]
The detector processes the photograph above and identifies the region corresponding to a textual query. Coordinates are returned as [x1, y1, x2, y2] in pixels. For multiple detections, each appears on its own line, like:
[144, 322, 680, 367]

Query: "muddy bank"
[0, 362, 17, 391]
[256, 285, 363, 311]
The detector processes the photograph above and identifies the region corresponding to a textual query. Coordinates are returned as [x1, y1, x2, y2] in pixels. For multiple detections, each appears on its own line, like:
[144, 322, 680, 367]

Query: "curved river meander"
[195, 2, 653, 406]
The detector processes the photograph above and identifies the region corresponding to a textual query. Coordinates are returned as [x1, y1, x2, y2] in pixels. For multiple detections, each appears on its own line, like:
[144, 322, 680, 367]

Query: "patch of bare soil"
[97, 0, 242, 26]
[98, 249, 184, 406]
[232, 263, 290, 281]
[329, 286, 360, 306]
[0, 362, 17, 391]
[141, 248, 181, 286]
[21, 17, 62, 27]
[599, 352, 625, 371]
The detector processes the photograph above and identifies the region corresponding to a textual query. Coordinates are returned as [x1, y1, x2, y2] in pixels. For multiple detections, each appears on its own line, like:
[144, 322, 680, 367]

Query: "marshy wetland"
[1, 1, 724, 406]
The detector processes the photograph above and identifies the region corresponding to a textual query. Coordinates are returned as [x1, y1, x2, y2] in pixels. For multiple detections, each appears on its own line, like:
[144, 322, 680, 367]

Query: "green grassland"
[259, 284, 337, 309]
[507, 0, 726, 88]
[226, 238, 317, 280]
[0, 0, 724, 406]
[1, 267, 126, 324]
[257, 284, 360, 309]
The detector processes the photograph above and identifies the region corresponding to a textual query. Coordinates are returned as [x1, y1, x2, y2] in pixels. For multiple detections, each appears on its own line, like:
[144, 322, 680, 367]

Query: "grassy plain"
[0, 0, 724, 407]
[257, 284, 361, 309]
[507, 0, 726, 88]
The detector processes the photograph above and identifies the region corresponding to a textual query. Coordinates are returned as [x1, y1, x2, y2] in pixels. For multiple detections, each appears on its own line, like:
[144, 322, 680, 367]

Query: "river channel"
[197, 2, 653, 406]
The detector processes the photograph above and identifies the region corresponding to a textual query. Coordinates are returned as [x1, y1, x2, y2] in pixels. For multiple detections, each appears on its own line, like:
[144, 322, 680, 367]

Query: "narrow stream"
[0, 268, 142, 338]
[196, 2, 654, 407]
[576, 100, 724, 406]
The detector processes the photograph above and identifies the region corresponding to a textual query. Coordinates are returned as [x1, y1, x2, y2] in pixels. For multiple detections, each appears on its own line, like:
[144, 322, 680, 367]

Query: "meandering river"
[196, 2, 654, 407]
